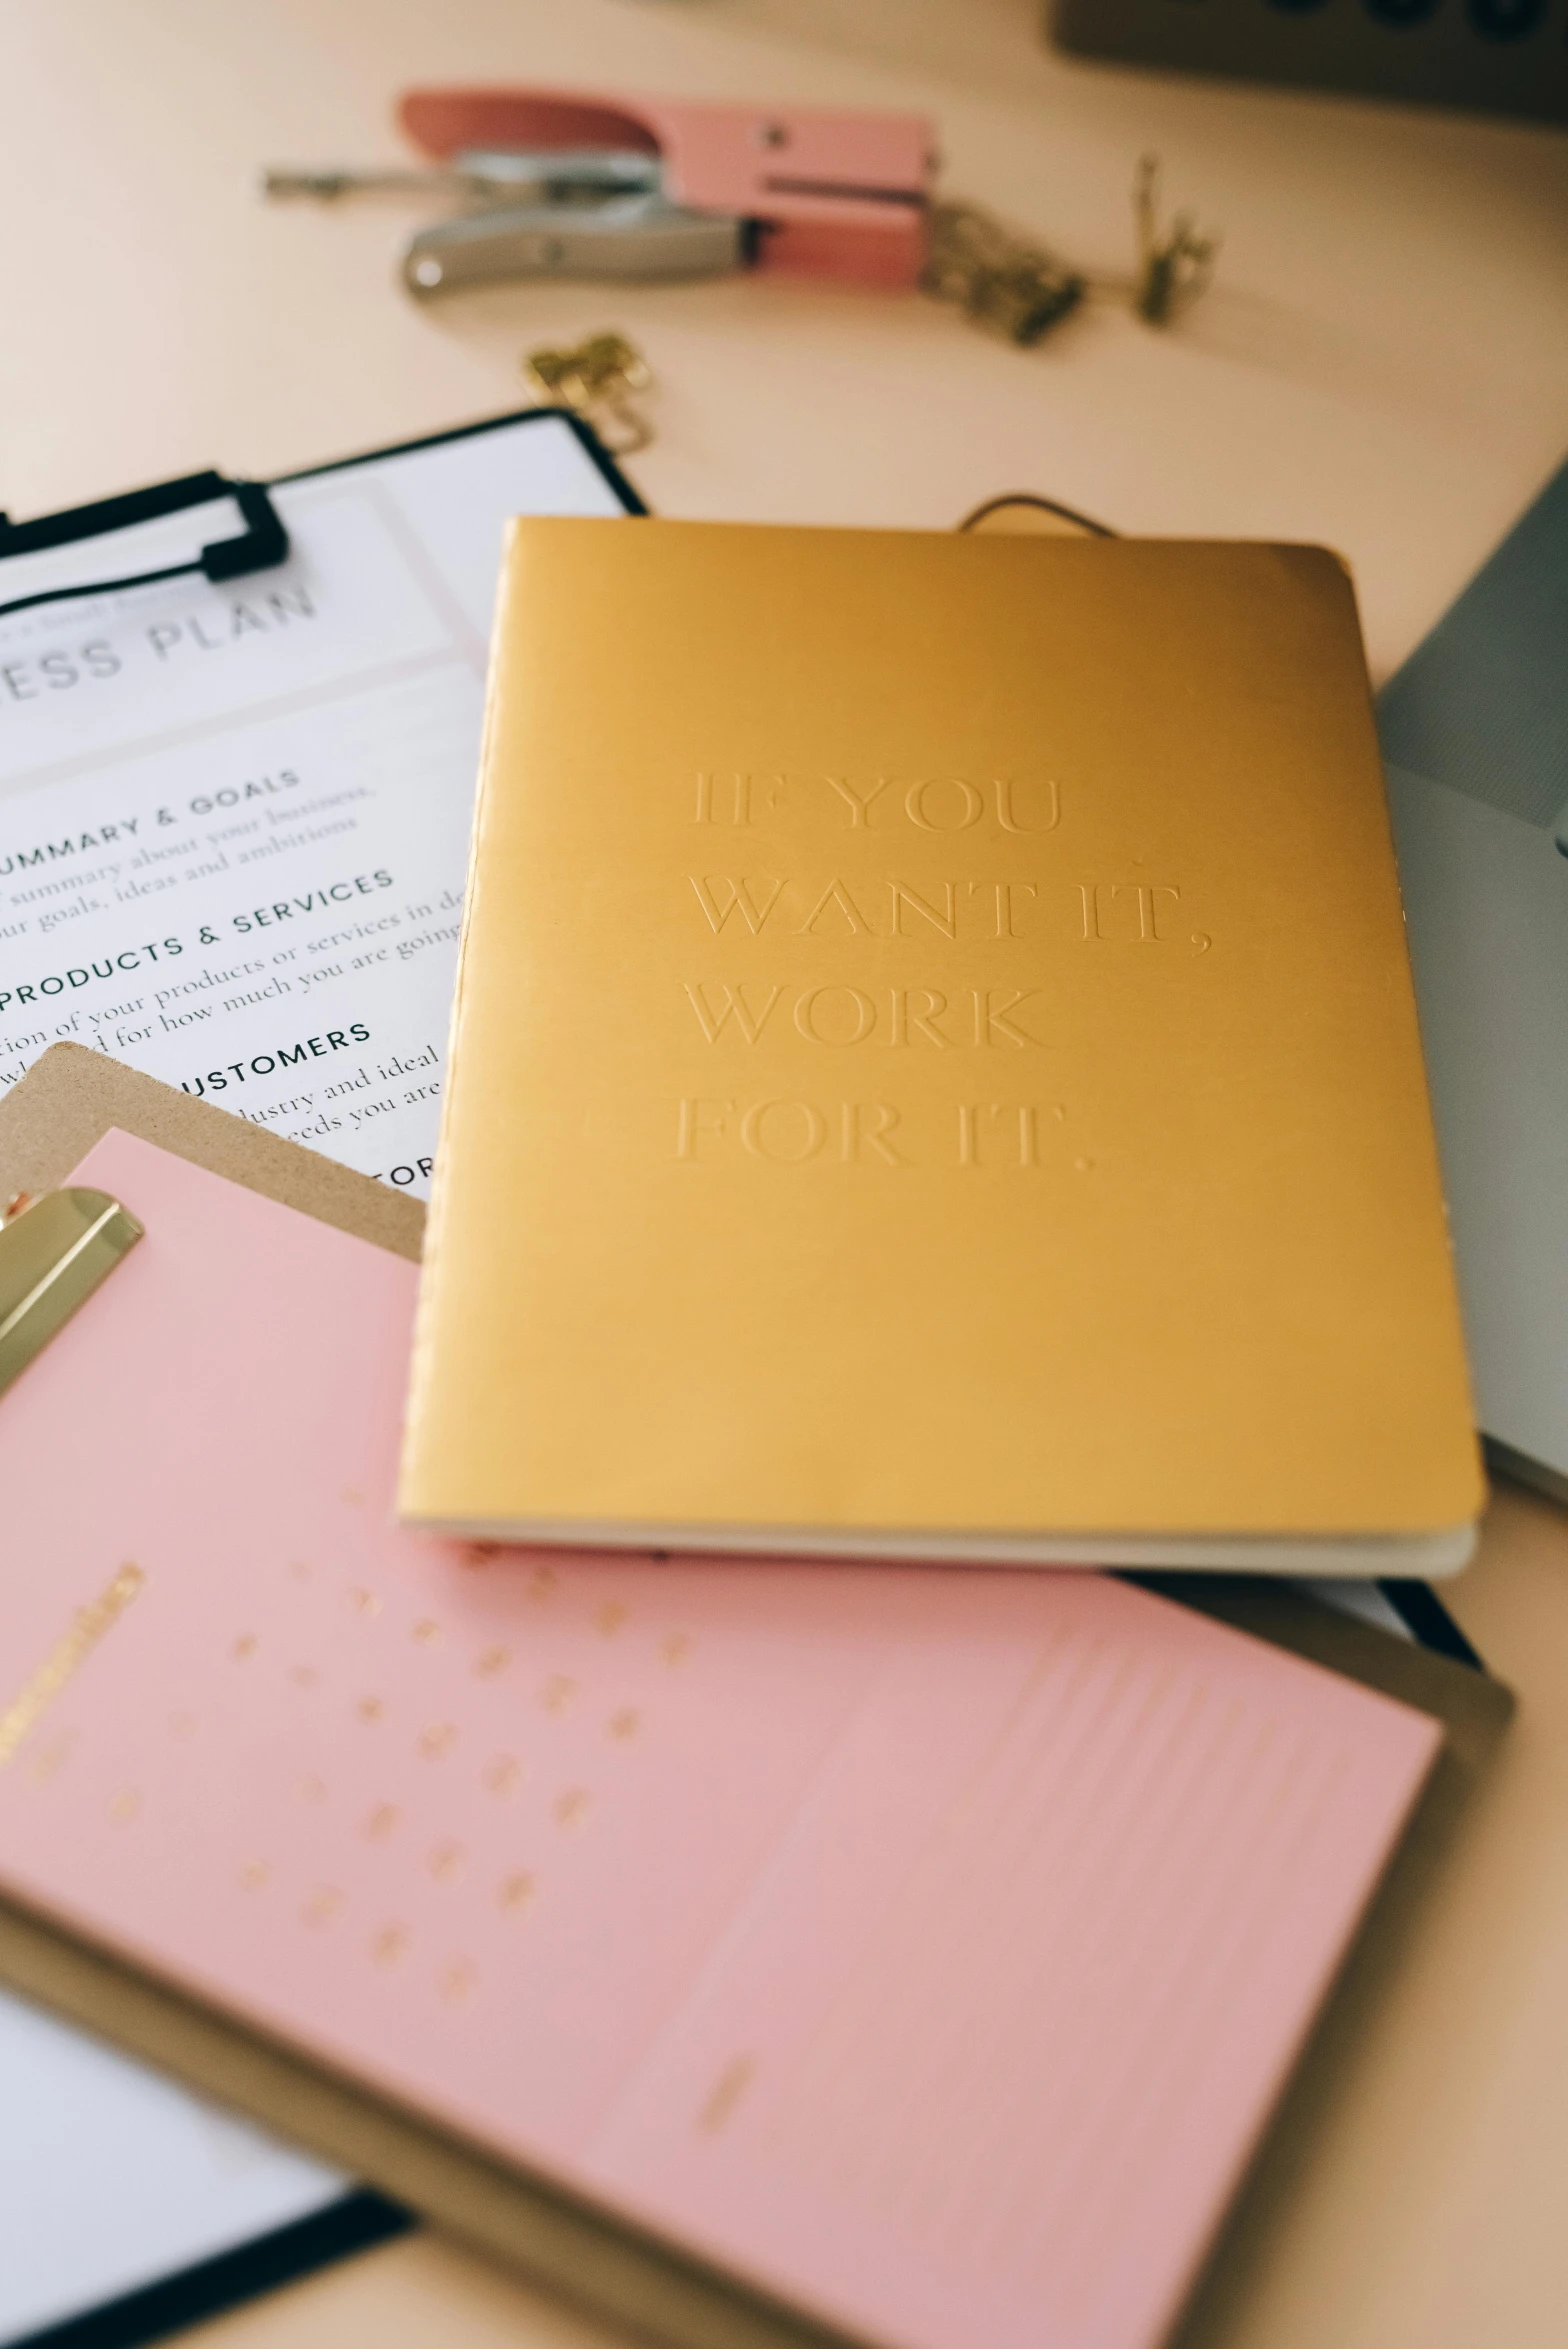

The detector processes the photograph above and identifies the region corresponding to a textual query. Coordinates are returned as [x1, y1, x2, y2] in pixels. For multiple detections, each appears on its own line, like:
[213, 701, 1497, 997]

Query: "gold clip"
[0, 1189, 143, 1401]
[523, 331, 653, 453]
[1132, 156, 1218, 327]
[921, 203, 1084, 347]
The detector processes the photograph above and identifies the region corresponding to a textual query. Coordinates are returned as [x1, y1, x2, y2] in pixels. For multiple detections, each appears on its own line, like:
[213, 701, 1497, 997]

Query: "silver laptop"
[1381, 460, 1568, 1499]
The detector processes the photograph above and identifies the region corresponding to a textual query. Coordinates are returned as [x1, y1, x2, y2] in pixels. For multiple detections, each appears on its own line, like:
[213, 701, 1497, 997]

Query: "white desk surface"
[3, 4, 1568, 2345]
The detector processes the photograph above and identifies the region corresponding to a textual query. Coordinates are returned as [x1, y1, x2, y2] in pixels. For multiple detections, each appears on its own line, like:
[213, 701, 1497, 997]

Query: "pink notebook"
[0, 1131, 1441, 2349]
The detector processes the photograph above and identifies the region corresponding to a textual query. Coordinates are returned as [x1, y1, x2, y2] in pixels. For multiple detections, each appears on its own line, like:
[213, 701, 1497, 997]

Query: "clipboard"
[0, 1042, 1512, 2349]
[0, 1045, 421, 2349]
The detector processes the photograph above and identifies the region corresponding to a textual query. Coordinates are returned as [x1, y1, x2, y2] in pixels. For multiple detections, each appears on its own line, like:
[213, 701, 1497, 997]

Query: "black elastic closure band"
[0, 472, 290, 620]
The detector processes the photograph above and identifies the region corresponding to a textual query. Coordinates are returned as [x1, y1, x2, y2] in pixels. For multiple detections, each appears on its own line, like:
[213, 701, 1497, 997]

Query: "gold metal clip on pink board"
[0, 1187, 142, 1400]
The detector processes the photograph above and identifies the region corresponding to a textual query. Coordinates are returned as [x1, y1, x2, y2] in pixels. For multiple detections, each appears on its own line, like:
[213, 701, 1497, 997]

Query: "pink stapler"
[391, 86, 936, 296]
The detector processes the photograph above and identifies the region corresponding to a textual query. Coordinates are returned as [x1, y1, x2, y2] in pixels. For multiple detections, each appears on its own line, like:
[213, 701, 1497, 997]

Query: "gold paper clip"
[523, 332, 653, 453]
[0, 1189, 143, 1401]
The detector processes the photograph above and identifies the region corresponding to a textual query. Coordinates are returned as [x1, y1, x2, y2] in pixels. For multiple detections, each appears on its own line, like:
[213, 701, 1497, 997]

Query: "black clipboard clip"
[0, 470, 290, 621]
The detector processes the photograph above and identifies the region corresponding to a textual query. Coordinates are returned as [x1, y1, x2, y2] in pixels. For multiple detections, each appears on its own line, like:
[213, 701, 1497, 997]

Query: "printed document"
[0, 412, 631, 1197]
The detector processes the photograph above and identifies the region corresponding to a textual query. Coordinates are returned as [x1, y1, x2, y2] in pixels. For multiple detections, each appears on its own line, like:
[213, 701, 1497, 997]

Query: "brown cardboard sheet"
[0, 1042, 423, 1263]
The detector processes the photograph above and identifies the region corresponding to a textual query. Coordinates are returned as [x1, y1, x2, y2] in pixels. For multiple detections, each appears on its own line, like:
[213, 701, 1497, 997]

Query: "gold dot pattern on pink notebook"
[0, 1133, 1445, 2349]
[149, 1556, 683, 2006]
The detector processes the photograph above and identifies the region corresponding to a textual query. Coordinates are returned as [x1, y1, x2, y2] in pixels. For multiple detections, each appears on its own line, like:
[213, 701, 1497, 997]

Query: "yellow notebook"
[400, 520, 1481, 1574]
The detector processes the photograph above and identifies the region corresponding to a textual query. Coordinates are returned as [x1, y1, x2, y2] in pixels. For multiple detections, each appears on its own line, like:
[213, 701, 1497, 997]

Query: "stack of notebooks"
[0, 521, 1506, 2349]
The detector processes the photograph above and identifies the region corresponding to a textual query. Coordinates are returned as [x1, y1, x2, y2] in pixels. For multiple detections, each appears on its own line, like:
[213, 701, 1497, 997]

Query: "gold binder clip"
[921, 202, 1085, 347]
[523, 331, 653, 453]
[0, 1189, 143, 1400]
